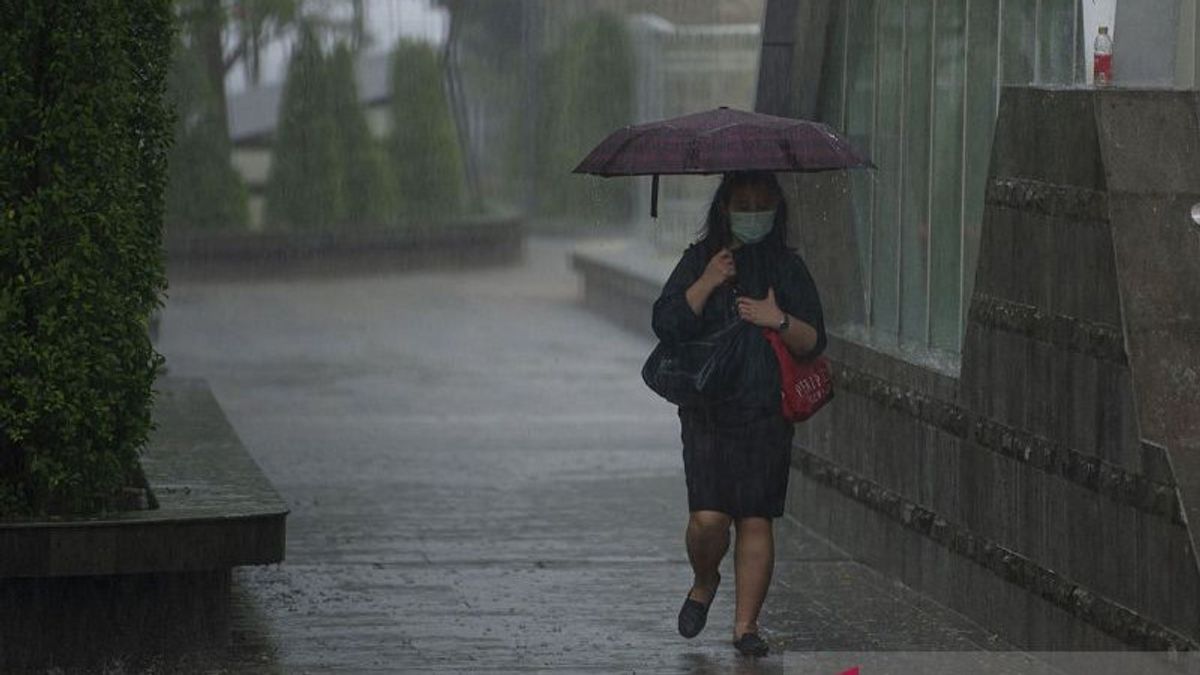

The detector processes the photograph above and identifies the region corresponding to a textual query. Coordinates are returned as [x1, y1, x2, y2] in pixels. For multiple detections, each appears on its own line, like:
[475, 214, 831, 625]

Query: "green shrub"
[263, 24, 345, 231]
[387, 39, 465, 224]
[265, 29, 396, 231]
[0, 0, 173, 516]
[435, 0, 522, 212]
[164, 37, 250, 232]
[327, 43, 395, 228]
[535, 11, 634, 222]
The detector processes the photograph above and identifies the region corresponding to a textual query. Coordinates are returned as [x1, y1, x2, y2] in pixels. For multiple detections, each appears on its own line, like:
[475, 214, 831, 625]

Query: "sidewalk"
[154, 234, 1048, 673]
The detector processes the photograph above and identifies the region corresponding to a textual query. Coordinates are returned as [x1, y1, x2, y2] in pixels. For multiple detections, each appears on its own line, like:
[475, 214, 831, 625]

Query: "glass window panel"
[870, 0, 905, 341]
[1001, 0, 1036, 84]
[845, 0, 878, 317]
[900, 0, 933, 347]
[818, 0, 1021, 358]
[930, 0, 967, 353]
[1038, 0, 1077, 84]
[1072, 2, 1085, 84]
[963, 0, 1001, 330]
[817, 3, 848, 131]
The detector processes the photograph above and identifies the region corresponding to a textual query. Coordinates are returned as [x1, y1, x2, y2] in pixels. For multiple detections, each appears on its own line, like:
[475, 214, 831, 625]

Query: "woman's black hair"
[695, 170, 790, 257]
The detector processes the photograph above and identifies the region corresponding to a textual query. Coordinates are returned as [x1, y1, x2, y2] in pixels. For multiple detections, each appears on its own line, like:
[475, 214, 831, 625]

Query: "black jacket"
[650, 239, 827, 411]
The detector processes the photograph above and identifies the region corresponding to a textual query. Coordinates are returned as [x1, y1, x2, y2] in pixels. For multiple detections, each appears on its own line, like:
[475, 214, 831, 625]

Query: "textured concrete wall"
[786, 86, 1200, 651]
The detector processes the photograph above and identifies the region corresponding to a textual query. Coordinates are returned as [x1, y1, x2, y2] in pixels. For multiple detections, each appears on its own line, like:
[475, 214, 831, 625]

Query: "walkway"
[155, 235, 1048, 673]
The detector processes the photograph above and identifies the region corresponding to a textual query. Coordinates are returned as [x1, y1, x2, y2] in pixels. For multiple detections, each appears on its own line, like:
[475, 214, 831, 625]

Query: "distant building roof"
[227, 49, 395, 144]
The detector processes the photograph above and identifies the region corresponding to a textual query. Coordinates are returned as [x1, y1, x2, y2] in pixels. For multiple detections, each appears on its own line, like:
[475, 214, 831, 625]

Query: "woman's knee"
[689, 509, 732, 533]
[733, 515, 773, 534]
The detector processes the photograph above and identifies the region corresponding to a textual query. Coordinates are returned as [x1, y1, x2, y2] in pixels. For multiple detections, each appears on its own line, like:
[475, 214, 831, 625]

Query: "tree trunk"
[442, 1, 482, 212]
[193, 0, 230, 141]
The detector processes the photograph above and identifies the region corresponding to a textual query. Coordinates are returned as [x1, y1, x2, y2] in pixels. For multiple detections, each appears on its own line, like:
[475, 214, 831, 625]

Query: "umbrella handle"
[651, 174, 659, 219]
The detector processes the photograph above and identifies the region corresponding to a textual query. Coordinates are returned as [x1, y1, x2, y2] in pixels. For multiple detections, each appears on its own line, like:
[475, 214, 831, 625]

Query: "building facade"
[758, 0, 1200, 651]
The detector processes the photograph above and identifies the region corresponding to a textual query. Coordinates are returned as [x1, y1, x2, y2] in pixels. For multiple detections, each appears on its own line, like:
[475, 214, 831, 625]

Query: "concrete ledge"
[0, 376, 287, 578]
[166, 217, 524, 278]
[571, 240, 675, 338]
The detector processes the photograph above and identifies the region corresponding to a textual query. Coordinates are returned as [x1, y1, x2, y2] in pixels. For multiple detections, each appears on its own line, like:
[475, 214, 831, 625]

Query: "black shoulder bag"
[641, 315, 749, 407]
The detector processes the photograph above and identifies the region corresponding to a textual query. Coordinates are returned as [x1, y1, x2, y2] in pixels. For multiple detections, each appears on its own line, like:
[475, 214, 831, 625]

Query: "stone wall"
[786, 86, 1200, 651]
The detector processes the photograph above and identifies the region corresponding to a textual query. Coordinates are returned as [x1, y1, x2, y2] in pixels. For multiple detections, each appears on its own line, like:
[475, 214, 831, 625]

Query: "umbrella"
[573, 106, 874, 217]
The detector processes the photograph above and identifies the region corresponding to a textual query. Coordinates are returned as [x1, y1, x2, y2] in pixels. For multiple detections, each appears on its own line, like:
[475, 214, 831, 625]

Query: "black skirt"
[678, 405, 795, 519]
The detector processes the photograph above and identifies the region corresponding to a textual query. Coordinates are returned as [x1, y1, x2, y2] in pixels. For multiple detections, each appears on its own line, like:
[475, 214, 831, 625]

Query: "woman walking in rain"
[651, 170, 826, 657]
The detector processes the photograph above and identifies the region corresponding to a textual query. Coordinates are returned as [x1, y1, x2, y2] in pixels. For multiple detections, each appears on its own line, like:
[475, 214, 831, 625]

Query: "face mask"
[729, 209, 776, 244]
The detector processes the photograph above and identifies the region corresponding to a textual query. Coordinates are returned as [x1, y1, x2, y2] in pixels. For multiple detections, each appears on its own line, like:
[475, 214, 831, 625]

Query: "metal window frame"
[924, 0, 939, 348]
[957, 0, 972, 354]
[894, 0, 908, 345]
[867, 0, 881, 333]
[1034, 0, 1043, 82]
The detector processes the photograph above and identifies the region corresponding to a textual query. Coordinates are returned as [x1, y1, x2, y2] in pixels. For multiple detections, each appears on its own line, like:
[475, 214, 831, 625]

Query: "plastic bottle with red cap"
[1094, 26, 1113, 86]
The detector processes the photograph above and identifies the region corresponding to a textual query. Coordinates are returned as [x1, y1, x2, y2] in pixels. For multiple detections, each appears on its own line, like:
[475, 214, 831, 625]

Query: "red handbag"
[762, 328, 833, 422]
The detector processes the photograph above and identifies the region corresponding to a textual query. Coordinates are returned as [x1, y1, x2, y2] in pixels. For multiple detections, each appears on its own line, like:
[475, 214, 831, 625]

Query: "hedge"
[535, 11, 634, 222]
[265, 28, 396, 231]
[164, 37, 250, 232]
[388, 39, 465, 223]
[327, 43, 395, 228]
[0, 1, 173, 515]
[263, 24, 345, 231]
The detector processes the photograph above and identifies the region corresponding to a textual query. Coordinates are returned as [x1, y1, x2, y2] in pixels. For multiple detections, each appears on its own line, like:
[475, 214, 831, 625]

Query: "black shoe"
[733, 631, 769, 657]
[676, 573, 720, 638]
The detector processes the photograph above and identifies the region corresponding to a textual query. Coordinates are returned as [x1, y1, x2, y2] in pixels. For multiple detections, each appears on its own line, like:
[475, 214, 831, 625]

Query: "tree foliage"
[437, 0, 526, 213]
[164, 37, 250, 231]
[265, 27, 395, 231]
[535, 11, 634, 222]
[0, 0, 173, 515]
[327, 43, 395, 228]
[387, 39, 465, 223]
[263, 25, 345, 230]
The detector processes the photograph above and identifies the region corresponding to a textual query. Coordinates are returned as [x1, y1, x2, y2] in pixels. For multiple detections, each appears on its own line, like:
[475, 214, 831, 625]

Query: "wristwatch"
[775, 313, 790, 332]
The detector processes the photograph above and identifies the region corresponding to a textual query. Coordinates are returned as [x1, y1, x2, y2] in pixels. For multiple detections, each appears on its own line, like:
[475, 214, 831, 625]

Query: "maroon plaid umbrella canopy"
[573, 106, 874, 217]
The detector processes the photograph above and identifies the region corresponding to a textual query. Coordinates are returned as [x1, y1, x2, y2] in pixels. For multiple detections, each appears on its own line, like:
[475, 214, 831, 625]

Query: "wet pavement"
[149, 235, 1035, 673]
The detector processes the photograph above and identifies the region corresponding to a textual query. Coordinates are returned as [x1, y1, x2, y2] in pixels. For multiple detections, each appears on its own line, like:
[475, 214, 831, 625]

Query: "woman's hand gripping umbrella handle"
[685, 248, 736, 316]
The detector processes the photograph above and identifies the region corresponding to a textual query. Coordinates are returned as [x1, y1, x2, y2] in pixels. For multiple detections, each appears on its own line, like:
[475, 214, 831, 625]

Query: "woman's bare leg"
[685, 510, 732, 602]
[732, 516, 774, 639]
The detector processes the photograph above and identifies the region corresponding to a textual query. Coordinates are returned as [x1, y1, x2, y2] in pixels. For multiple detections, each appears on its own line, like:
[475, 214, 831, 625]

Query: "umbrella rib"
[596, 127, 657, 175]
[685, 132, 704, 172]
[780, 136, 801, 170]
